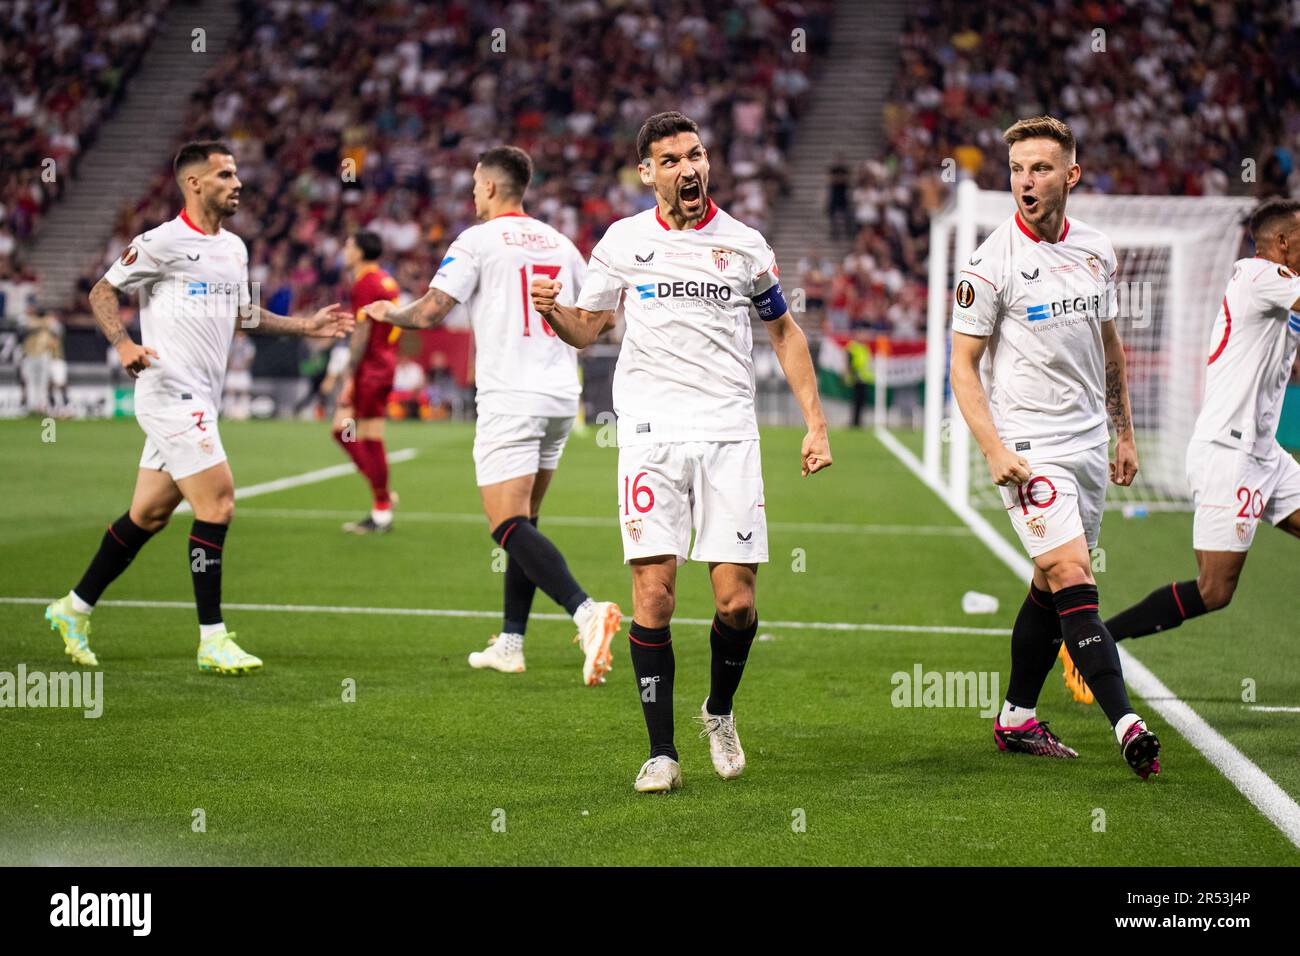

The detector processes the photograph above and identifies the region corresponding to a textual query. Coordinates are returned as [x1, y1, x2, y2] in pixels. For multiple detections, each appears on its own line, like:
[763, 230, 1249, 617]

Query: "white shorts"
[136, 394, 227, 481]
[617, 440, 768, 566]
[1188, 439, 1300, 551]
[997, 442, 1107, 558]
[473, 413, 574, 486]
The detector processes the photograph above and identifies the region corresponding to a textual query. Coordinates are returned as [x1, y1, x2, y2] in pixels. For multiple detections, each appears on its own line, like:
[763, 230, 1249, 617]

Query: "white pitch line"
[875, 426, 1300, 850]
[1247, 706, 1300, 714]
[0, 596, 1008, 637]
[173, 448, 418, 514]
[233, 506, 973, 537]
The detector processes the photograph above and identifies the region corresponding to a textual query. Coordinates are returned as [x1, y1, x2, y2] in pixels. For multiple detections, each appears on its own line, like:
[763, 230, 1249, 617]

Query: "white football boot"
[573, 601, 622, 686]
[468, 634, 525, 673]
[633, 756, 682, 793]
[697, 699, 746, 779]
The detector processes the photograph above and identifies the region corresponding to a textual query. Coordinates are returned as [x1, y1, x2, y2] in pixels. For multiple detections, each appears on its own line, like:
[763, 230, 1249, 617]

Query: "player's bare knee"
[715, 595, 755, 630]
[1197, 574, 1236, 611]
[1044, 560, 1092, 592]
[130, 507, 171, 534]
[633, 585, 675, 627]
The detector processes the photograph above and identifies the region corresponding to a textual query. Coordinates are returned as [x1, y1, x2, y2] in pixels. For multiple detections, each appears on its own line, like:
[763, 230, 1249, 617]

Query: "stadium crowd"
[821, 0, 1300, 337]
[67, 0, 831, 326]
[0, 0, 169, 298]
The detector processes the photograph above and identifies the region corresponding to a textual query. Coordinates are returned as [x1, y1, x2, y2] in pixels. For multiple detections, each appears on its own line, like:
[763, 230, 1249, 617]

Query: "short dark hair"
[478, 146, 532, 200]
[1248, 197, 1300, 244]
[353, 230, 383, 261]
[1003, 116, 1076, 164]
[636, 111, 700, 163]
[173, 141, 234, 179]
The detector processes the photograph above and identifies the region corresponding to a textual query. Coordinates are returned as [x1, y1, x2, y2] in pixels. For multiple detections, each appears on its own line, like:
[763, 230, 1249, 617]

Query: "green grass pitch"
[1, 417, 1297, 865]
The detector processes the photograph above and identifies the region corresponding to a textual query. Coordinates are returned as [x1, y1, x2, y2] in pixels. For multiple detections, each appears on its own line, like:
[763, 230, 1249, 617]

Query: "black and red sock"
[189, 520, 227, 626]
[1106, 580, 1208, 640]
[502, 516, 540, 635]
[491, 515, 587, 615]
[1004, 583, 1060, 712]
[629, 621, 676, 761]
[1054, 583, 1133, 726]
[706, 612, 757, 716]
[73, 512, 157, 606]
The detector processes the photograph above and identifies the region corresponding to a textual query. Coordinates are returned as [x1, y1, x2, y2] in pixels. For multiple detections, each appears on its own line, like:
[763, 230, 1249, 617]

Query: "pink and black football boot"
[1120, 721, 1161, 780]
[994, 717, 1079, 758]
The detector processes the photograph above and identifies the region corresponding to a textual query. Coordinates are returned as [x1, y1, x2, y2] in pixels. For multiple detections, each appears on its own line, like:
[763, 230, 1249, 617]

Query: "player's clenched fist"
[530, 277, 562, 317]
[987, 445, 1031, 486]
[115, 340, 159, 378]
[1109, 434, 1139, 486]
[801, 426, 832, 477]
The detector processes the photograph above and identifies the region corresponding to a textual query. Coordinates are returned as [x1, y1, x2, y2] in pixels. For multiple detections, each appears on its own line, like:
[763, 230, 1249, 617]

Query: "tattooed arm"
[242, 302, 353, 338]
[1102, 320, 1138, 486]
[364, 287, 458, 329]
[91, 278, 157, 377]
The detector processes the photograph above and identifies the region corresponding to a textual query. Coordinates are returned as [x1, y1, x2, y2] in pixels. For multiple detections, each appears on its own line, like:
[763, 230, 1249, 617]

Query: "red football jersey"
[350, 265, 402, 370]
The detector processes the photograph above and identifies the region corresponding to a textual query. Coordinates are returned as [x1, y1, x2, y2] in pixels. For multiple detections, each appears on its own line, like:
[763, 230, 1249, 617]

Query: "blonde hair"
[1003, 116, 1076, 164]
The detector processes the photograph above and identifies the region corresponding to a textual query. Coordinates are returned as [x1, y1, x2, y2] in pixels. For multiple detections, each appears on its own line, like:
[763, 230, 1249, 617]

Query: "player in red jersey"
[333, 230, 403, 533]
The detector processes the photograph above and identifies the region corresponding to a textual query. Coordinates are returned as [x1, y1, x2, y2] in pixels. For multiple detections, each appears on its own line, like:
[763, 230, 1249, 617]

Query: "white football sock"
[199, 622, 226, 641]
[372, 507, 393, 527]
[999, 701, 1035, 727]
[497, 632, 523, 654]
[68, 590, 94, 615]
[1114, 712, 1141, 744]
[572, 598, 596, 631]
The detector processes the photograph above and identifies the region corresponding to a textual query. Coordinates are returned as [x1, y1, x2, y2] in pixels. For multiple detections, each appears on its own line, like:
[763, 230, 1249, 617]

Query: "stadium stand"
[73, 0, 833, 328]
[0, 0, 170, 292]
[823, 0, 1300, 339]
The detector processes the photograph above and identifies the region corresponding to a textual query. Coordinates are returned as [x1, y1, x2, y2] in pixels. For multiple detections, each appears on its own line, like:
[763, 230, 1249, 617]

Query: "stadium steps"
[767, 0, 908, 318]
[26, 0, 243, 310]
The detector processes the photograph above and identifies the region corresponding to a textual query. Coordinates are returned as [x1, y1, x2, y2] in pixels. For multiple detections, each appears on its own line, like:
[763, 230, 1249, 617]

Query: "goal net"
[904, 181, 1253, 513]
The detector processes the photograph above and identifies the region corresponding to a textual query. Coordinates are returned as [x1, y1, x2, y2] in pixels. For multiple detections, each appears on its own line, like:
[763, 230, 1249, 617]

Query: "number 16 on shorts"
[622, 471, 655, 546]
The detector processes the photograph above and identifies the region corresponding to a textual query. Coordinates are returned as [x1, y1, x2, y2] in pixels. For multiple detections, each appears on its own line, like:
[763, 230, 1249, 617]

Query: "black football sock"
[73, 512, 158, 606]
[706, 612, 757, 716]
[1105, 580, 1209, 640]
[1053, 584, 1133, 726]
[629, 621, 676, 761]
[189, 520, 228, 627]
[502, 516, 540, 635]
[1004, 583, 1060, 712]
[491, 515, 587, 616]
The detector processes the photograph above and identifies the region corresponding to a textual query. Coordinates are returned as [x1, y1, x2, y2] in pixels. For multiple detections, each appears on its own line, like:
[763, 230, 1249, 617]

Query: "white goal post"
[912, 179, 1253, 513]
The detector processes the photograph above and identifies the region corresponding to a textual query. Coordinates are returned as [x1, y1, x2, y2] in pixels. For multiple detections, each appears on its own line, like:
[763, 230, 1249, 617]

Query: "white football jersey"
[951, 212, 1118, 458]
[575, 200, 780, 446]
[431, 212, 586, 418]
[104, 211, 250, 405]
[1191, 257, 1300, 459]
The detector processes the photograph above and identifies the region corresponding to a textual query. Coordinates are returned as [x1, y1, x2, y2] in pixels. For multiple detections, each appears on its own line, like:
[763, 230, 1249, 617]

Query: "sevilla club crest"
[624, 519, 644, 544]
[1026, 516, 1047, 539]
[712, 248, 733, 272]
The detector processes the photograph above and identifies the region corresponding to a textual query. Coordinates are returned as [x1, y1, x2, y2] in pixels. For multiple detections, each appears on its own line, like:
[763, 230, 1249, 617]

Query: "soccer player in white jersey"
[530, 111, 833, 793]
[948, 117, 1161, 780]
[365, 146, 622, 686]
[44, 142, 353, 673]
[1106, 197, 1300, 641]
